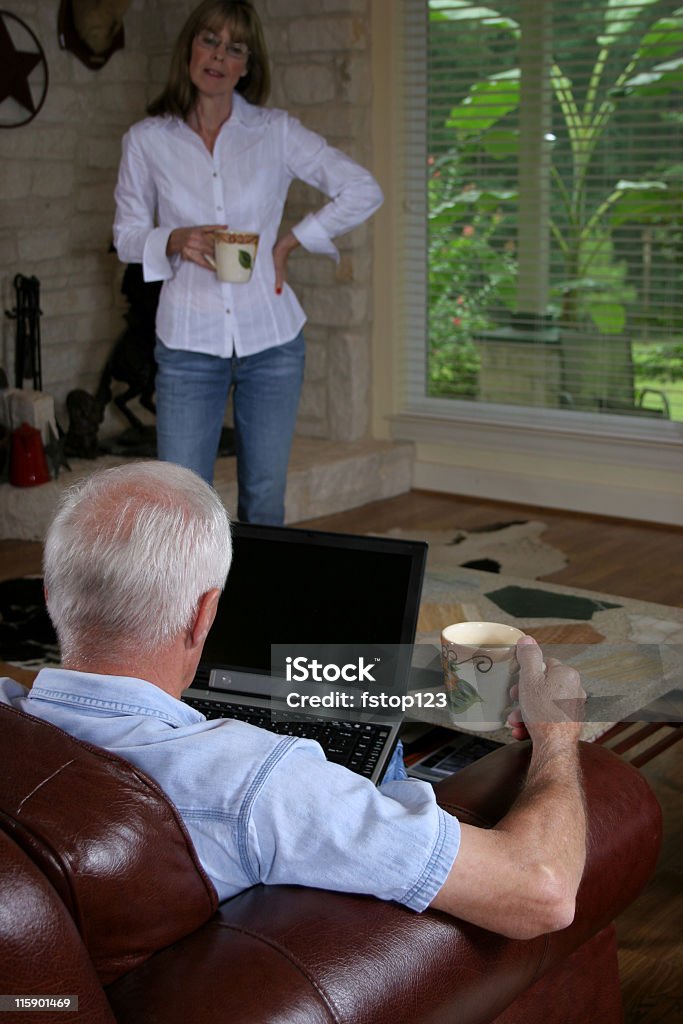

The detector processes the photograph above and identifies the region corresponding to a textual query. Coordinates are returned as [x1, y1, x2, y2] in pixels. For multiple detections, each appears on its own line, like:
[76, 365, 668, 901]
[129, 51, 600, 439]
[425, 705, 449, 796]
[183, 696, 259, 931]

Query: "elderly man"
[0, 461, 586, 939]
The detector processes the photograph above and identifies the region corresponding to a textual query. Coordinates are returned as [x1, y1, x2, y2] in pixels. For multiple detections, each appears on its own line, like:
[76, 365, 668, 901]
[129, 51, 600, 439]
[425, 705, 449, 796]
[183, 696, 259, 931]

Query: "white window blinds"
[404, 0, 683, 424]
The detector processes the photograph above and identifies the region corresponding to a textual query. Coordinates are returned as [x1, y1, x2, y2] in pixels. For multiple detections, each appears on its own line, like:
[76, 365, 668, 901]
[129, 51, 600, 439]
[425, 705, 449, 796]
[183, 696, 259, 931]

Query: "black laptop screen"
[198, 523, 427, 675]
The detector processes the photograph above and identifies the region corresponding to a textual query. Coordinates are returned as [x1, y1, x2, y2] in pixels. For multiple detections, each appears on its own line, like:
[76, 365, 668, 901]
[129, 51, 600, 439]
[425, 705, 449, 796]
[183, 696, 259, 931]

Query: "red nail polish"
[276, 286, 282, 295]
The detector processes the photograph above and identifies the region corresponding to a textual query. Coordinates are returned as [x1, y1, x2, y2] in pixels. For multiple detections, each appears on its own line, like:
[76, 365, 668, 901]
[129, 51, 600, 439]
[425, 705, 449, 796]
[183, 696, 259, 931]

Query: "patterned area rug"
[412, 563, 683, 743]
[375, 520, 569, 579]
[0, 577, 59, 669]
[2, 555, 682, 743]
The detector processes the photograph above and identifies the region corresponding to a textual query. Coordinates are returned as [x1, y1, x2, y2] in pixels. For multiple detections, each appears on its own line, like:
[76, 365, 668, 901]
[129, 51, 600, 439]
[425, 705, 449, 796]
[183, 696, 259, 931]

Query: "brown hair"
[147, 0, 270, 118]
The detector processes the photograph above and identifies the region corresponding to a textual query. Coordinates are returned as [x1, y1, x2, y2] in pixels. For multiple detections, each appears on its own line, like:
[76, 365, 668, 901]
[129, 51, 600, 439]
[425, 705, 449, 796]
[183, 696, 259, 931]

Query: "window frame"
[393, 0, 683, 448]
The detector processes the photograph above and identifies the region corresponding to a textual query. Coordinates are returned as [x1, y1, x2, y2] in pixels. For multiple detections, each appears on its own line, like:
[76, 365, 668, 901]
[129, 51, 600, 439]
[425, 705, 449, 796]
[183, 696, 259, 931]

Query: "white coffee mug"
[207, 231, 259, 283]
[441, 621, 525, 731]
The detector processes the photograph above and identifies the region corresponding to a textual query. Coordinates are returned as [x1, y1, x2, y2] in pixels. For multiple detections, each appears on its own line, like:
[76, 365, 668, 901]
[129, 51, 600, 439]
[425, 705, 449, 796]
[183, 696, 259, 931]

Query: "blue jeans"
[154, 334, 305, 524]
[382, 741, 408, 782]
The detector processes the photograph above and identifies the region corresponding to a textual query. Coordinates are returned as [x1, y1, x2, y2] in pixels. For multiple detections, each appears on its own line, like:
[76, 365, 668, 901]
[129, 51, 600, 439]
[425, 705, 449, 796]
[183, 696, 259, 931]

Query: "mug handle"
[205, 254, 217, 270]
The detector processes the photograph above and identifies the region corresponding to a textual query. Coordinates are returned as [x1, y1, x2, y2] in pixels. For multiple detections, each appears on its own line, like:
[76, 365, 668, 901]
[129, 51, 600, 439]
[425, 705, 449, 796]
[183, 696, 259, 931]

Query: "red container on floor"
[10, 422, 50, 487]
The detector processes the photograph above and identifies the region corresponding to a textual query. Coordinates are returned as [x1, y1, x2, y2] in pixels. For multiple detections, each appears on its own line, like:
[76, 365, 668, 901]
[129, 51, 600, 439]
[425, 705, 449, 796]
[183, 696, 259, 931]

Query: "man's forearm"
[499, 732, 586, 903]
[430, 732, 586, 939]
[498, 641, 588, 922]
[430, 640, 587, 938]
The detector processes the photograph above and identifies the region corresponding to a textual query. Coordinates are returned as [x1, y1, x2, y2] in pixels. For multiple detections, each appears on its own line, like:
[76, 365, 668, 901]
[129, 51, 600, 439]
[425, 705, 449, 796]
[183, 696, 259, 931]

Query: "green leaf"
[445, 676, 484, 714]
[448, 186, 517, 205]
[598, 0, 663, 48]
[608, 182, 670, 226]
[428, 211, 462, 232]
[481, 128, 519, 159]
[587, 299, 626, 334]
[614, 179, 669, 191]
[429, 0, 520, 36]
[637, 13, 683, 62]
[497, 279, 517, 310]
[661, 163, 683, 182]
[447, 70, 521, 138]
[618, 56, 683, 96]
[238, 249, 253, 270]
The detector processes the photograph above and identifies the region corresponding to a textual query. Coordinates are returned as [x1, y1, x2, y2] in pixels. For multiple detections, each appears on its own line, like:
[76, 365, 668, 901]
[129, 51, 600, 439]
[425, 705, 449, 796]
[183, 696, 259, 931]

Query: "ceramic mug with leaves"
[208, 231, 260, 283]
[441, 621, 525, 732]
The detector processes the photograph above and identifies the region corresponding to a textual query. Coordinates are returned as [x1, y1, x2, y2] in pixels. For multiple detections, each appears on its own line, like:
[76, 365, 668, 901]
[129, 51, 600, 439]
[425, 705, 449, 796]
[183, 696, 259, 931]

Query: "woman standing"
[113, 0, 382, 524]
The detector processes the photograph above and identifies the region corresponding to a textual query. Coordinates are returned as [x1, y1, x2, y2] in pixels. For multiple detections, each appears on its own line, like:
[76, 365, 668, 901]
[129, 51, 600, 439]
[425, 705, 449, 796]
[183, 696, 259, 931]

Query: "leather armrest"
[107, 740, 661, 1024]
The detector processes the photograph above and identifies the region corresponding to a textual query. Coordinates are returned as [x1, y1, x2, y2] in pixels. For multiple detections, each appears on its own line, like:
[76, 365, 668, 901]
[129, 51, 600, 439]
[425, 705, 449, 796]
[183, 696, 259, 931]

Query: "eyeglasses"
[196, 31, 249, 61]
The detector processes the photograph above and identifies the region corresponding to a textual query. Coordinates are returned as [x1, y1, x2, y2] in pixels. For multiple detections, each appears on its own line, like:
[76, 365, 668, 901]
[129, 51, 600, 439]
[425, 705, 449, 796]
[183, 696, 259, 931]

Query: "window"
[403, 0, 683, 426]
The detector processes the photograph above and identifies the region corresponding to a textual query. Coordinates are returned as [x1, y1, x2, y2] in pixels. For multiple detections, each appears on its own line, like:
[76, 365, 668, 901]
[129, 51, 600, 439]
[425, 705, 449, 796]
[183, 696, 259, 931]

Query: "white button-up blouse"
[113, 93, 384, 359]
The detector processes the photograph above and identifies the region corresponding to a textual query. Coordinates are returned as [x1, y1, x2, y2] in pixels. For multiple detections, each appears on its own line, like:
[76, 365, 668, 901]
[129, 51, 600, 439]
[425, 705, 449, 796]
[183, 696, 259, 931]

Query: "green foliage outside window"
[428, 153, 518, 397]
[426, 0, 683, 413]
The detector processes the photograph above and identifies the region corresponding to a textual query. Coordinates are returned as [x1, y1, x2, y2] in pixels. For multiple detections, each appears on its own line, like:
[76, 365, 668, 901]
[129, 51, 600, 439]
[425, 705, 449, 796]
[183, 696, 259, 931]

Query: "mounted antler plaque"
[58, 0, 132, 70]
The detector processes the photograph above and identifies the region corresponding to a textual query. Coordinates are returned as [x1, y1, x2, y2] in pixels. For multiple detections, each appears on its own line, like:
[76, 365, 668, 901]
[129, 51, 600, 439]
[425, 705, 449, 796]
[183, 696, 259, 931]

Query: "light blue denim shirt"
[1, 670, 460, 911]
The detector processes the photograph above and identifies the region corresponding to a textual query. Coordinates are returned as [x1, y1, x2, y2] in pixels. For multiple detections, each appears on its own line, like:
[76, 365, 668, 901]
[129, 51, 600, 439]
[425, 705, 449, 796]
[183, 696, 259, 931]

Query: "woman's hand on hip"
[167, 225, 227, 270]
[273, 231, 300, 295]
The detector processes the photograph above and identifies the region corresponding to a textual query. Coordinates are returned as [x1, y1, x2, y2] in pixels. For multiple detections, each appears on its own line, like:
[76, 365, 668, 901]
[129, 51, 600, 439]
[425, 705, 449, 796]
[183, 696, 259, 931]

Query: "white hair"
[44, 461, 232, 663]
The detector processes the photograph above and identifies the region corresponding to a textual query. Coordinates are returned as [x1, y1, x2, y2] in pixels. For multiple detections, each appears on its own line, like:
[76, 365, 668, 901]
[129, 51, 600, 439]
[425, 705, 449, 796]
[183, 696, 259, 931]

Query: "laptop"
[183, 522, 427, 784]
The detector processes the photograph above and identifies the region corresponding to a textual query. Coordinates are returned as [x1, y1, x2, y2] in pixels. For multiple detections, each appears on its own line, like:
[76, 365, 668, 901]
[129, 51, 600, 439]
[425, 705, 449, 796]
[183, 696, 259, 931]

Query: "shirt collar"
[229, 91, 251, 125]
[29, 668, 203, 727]
[165, 91, 256, 133]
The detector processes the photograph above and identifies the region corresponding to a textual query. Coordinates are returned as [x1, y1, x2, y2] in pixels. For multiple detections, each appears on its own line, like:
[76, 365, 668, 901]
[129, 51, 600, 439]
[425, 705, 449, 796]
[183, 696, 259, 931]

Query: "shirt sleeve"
[246, 740, 460, 912]
[283, 115, 384, 264]
[113, 125, 175, 283]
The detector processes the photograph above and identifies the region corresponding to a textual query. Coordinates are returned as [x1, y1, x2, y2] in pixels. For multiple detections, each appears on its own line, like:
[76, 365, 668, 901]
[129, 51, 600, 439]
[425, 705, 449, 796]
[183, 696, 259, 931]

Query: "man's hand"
[166, 225, 227, 270]
[507, 636, 586, 743]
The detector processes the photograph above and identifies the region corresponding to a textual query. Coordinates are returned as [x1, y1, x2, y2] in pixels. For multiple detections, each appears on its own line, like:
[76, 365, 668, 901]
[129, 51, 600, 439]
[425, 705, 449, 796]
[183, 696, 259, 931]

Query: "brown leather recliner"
[0, 701, 662, 1024]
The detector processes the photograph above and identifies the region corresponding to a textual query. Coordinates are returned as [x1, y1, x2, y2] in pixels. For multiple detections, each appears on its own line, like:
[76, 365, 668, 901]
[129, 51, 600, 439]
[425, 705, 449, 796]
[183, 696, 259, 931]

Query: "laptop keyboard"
[183, 696, 391, 779]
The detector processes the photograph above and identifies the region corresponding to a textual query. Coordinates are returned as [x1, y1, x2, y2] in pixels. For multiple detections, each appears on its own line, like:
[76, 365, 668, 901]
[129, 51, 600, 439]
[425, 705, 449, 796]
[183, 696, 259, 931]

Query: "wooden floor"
[302, 491, 683, 607]
[2, 490, 682, 1022]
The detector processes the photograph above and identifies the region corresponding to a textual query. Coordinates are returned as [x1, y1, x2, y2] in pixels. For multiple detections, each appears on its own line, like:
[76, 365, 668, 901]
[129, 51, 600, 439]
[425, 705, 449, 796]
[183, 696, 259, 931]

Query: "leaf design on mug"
[446, 677, 483, 714]
[238, 249, 253, 269]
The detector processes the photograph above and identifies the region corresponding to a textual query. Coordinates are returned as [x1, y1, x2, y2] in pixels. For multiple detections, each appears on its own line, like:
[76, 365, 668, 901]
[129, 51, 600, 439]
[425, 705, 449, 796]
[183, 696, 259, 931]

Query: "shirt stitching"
[29, 687, 193, 728]
[237, 735, 300, 885]
[179, 808, 240, 825]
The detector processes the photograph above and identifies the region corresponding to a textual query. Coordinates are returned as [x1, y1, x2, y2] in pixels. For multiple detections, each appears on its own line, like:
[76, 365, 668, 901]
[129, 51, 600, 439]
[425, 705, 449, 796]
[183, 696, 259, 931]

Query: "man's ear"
[190, 589, 220, 650]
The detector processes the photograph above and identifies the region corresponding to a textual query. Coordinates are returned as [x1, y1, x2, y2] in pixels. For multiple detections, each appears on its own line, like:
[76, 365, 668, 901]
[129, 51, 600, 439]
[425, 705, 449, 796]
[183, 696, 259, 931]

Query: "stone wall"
[0, 0, 376, 441]
[0, 0, 150, 436]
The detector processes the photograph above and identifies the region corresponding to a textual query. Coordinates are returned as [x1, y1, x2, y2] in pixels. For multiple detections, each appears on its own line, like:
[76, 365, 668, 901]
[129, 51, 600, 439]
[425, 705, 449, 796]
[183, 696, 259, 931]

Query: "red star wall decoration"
[0, 11, 49, 128]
